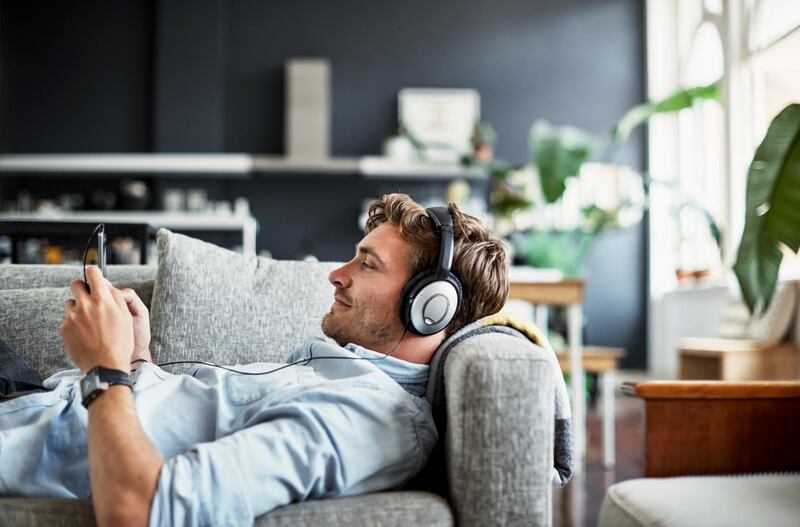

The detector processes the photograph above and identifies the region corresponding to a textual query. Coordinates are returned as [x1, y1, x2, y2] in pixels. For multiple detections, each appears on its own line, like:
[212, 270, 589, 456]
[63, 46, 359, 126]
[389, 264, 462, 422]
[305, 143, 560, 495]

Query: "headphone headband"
[399, 206, 463, 336]
[426, 207, 454, 279]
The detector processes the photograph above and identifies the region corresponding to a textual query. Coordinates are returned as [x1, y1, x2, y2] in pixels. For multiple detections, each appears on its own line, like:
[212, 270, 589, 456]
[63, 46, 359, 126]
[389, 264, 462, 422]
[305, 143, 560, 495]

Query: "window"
[647, 0, 800, 294]
[647, 0, 800, 375]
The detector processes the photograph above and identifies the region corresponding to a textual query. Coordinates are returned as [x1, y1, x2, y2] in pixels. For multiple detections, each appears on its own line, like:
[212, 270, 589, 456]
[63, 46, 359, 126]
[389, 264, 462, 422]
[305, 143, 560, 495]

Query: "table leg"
[602, 369, 616, 468]
[568, 303, 585, 473]
[534, 304, 548, 334]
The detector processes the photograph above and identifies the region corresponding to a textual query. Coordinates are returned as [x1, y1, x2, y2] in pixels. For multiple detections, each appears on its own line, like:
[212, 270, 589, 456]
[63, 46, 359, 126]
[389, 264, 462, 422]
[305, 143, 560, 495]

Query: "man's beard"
[321, 309, 396, 349]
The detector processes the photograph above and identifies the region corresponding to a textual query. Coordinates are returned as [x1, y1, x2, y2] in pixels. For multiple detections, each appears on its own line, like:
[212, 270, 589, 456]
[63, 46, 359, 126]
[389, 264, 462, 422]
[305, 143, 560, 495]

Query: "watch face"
[81, 372, 99, 399]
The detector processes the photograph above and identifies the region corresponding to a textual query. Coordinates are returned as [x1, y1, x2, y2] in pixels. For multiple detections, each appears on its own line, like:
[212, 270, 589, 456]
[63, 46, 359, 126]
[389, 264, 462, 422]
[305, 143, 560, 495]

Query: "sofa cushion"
[149, 229, 337, 368]
[0, 491, 453, 527]
[599, 474, 800, 527]
[256, 491, 453, 526]
[0, 264, 157, 299]
[0, 498, 95, 527]
[0, 281, 154, 378]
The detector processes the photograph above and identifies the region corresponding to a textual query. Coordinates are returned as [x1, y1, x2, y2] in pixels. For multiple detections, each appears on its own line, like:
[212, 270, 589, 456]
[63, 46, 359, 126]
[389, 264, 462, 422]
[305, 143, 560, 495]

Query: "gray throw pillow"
[0, 281, 154, 378]
[149, 229, 337, 369]
[0, 264, 157, 295]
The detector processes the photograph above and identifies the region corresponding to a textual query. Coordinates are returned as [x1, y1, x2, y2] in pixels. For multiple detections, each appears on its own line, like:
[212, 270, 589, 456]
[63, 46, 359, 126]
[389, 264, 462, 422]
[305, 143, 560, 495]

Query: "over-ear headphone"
[400, 206, 463, 336]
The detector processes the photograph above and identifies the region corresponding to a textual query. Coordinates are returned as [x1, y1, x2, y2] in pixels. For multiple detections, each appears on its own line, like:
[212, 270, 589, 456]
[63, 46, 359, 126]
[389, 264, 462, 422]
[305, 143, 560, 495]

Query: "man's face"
[322, 223, 414, 350]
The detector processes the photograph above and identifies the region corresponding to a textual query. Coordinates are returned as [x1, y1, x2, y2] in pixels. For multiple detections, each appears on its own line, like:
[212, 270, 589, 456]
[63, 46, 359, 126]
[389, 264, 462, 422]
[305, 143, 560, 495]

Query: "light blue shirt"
[0, 340, 437, 526]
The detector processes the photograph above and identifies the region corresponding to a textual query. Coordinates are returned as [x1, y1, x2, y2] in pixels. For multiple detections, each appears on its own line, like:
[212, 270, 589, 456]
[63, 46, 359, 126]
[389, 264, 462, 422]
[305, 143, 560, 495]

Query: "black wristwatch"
[80, 366, 133, 408]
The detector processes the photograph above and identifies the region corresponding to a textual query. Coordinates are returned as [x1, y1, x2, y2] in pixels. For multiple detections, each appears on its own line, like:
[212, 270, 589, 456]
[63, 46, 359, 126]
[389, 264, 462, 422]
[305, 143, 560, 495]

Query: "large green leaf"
[530, 120, 597, 204]
[612, 83, 721, 143]
[733, 103, 800, 314]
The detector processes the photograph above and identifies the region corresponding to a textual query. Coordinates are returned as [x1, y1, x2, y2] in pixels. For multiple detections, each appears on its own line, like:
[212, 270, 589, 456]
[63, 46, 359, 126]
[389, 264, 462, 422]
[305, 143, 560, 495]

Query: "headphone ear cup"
[401, 269, 463, 335]
[448, 272, 463, 307]
[400, 269, 436, 331]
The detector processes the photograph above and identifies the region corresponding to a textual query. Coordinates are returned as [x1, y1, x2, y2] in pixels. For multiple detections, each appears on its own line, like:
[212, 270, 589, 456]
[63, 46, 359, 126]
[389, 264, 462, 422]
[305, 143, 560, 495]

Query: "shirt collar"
[345, 343, 429, 397]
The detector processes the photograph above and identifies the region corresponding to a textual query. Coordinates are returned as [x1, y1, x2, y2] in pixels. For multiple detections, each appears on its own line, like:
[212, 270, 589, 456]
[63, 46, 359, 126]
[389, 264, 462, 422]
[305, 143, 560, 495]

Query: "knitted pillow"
[148, 229, 337, 368]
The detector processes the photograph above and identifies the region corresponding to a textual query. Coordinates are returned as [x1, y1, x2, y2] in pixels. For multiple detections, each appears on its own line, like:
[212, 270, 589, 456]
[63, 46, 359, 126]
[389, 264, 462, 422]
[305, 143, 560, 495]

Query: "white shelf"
[0, 153, 488, 180]
[252, 155, 360, 173]
[0, 154, 253, 175]
[359, 156, 487, 179]
[0, 210, 253, 229]
[0, 210, 259, 255]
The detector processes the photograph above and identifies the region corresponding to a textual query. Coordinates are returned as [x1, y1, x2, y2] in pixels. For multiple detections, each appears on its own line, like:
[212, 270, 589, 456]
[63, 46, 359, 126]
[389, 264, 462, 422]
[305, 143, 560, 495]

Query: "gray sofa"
[0, 232, 558, 526]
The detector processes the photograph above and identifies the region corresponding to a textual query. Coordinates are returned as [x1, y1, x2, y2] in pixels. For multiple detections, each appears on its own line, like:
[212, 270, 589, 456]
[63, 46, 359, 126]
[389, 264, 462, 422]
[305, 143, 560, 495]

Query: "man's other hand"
[60, 266, 134, 373]
[121, 288, 153, 365]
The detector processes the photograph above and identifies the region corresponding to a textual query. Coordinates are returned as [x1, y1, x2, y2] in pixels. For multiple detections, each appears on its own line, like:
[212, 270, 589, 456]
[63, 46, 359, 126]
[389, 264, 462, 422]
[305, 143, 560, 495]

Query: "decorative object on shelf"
[186, 189, 208, 213]
[163, 188, 185, 212]
[16, 191, 33, 212]
[57, 193, 84, 211]
[382, 125, 418, 163]
[119, 179, 150, 210]
[471, 121, 497, 164]
[733, 103, 800, 315]
[234, 197, 250, 218]
[89, 190, 116, 211]
[285, 58, 331, 161]
[398, 88, 480, 164]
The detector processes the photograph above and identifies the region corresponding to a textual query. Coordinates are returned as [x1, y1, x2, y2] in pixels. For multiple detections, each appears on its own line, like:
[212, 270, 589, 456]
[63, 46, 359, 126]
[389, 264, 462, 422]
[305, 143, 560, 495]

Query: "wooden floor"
[553, 389, 644, 527]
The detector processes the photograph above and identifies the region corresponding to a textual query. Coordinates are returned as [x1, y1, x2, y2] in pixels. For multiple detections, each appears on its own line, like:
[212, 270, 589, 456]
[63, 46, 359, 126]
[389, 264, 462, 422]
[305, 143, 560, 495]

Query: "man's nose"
[328, 264, 352, 288]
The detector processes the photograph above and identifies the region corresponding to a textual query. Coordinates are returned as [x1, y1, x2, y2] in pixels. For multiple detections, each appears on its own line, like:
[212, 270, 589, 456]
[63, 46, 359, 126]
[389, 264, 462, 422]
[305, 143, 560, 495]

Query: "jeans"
[0, 338, 47, 398]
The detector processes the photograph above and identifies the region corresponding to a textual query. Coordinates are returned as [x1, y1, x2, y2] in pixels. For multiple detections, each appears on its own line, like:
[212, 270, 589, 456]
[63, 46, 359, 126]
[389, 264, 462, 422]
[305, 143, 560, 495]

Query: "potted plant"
[488, 83, 722, 276]
[733, 103, 800, 314]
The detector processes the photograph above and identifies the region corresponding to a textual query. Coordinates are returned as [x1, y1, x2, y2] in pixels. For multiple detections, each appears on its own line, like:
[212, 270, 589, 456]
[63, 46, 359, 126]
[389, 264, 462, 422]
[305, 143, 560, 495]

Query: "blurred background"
[2, 1, 799, 525]
[1, 0, 798, 376]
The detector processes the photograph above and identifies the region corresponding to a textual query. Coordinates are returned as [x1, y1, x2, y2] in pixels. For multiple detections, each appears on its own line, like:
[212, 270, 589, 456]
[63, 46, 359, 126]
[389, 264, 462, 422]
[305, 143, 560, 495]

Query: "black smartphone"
[97, 225, 107, 278]
[83, 223, 107, 293]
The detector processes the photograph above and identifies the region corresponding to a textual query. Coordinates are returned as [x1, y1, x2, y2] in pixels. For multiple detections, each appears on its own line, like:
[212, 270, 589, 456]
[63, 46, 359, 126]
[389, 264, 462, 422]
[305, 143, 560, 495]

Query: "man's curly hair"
[366, 193, 509, 337]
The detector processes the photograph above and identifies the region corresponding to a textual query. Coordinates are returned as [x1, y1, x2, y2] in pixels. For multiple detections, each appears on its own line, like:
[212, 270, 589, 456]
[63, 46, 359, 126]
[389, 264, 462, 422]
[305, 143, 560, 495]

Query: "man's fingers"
[121, 288, 147, 316]
[64, 298, 76, 311]
[109, 286, 129, 313]
[69, 279, 90, 304]
[85, 266, 110, 299]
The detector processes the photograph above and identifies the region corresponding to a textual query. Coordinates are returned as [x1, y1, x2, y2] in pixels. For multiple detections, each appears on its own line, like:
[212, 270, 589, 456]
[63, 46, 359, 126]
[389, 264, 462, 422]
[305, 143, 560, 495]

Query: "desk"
[556, 346, 624, 468]
[0, 211, 259, 259]
[508, 270, 587, 472]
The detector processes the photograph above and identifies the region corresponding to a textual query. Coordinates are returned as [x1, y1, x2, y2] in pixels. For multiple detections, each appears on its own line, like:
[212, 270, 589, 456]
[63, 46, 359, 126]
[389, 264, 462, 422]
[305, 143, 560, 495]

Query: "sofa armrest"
[629, 381, 800, 477]
[444, 333, 556, 527]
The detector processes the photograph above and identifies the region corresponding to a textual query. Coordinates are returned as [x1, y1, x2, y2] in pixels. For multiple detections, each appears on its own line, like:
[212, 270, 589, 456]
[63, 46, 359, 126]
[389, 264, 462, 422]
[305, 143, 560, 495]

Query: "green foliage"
[489, 163, 532, 218]
[733, 103, 800, 315]
[472, 120, 498, 146]
[514, 230, 594, 277]
[612, 83, 722, 143]
[491, 84, 724, 279]
[530, 121, 598, 204]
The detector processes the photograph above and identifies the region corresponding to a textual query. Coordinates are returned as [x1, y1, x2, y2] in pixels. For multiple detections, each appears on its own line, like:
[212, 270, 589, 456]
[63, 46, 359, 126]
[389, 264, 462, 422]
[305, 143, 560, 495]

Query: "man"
[0, 193, 508, 526]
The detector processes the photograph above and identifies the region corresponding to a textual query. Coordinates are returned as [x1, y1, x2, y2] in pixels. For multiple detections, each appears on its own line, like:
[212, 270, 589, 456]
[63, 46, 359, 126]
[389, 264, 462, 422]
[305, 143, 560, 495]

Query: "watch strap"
[94, 366, 132, 386]
[81, 366, 132, 408]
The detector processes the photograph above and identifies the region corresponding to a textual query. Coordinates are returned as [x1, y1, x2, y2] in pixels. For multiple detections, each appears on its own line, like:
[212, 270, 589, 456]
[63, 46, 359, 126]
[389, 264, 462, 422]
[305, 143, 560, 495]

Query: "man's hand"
[121, 288, 153, 365]
[60, 266, 134, 373]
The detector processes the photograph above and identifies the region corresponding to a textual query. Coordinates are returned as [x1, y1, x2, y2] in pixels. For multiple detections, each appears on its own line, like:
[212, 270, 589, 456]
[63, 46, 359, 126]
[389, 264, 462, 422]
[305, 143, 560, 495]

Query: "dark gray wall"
[224, 0, 645, 164]
[0, 0, 648, 368]
[0, 0, 153, 153]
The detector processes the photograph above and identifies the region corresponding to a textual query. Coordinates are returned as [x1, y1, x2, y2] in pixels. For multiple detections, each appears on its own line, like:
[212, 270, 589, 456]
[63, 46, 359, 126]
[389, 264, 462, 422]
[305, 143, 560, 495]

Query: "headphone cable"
[130, 325, 410, 376]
